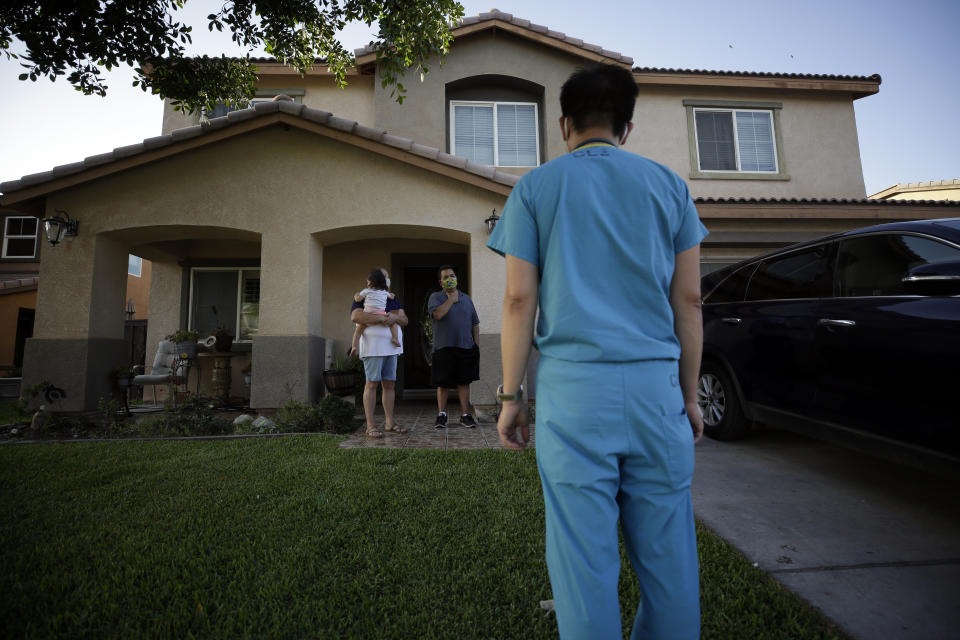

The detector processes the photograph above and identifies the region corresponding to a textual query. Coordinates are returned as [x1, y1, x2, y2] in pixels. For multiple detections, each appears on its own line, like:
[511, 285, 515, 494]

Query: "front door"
[392, 253, 468, 394]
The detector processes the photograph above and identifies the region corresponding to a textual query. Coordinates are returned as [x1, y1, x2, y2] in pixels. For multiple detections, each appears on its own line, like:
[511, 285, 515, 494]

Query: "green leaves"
[1, 0, 466, 112]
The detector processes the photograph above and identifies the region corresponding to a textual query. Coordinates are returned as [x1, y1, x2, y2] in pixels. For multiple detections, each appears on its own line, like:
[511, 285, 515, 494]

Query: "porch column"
[143, 259, 184, 370]
[22, 232, 129, 411]
[250, 231, 325, 408]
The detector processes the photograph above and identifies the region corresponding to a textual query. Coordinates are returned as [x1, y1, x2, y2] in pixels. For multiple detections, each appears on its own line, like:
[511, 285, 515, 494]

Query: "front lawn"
[0, 437, 848, 639]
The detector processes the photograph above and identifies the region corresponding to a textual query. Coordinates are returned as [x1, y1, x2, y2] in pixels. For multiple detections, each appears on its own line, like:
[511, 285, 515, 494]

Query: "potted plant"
[111, 366, 135, 388]
[167, 329, 200, 359]
[211, 305, 234, 352]
[323, 353, 361, 397]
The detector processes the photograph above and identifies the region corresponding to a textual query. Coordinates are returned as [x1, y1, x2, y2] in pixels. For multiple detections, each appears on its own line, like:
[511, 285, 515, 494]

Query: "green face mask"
[442, 276, 457, 289]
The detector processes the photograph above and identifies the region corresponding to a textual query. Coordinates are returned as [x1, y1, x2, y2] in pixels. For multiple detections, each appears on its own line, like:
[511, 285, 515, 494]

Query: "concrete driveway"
[692, 428, 960, 640]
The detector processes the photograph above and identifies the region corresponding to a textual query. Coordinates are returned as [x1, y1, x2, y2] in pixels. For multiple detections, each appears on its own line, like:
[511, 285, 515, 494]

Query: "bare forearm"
[501, 256, 539, 395]
[472, 324, 480, 347]
[351, 309, 388, 324]
[675, 303, 703, 404]
[432, 296, 455, 320]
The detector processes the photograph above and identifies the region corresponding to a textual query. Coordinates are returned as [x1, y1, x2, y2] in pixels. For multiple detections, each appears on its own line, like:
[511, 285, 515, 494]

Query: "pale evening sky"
[0, 0, 957, 197]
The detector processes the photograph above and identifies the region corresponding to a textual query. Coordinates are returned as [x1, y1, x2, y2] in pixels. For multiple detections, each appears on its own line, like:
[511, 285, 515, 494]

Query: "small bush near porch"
[0, 438, 848, 639]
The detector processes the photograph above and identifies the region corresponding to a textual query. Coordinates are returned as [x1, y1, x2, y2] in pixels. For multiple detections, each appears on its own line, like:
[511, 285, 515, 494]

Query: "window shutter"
[695, 111, 737, 171]
[497, 104, 538, 166]
[453, 104, 494, 165]
[736, 111, 776, 172]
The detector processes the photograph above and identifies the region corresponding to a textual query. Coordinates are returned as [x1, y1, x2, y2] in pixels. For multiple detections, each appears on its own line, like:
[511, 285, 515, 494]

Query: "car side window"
[745, 244, 833, 301]
[704, 263, 757, 303]
[837, 234, 960, 297]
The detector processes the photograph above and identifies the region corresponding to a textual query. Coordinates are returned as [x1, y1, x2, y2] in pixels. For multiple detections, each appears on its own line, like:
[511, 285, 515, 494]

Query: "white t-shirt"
[358, 322, 403, 357]
[357, 288, 390, 312]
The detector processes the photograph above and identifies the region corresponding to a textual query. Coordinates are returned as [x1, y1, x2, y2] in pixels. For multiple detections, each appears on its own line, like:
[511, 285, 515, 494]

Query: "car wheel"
[698, 362, 749, 440]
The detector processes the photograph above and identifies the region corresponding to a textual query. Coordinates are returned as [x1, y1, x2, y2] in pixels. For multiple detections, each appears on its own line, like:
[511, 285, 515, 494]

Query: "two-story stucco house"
[2, 9, 959, 412]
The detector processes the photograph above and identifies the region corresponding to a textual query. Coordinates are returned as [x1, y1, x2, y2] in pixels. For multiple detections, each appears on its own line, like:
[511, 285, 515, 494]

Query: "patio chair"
[132, 340, 187, 405]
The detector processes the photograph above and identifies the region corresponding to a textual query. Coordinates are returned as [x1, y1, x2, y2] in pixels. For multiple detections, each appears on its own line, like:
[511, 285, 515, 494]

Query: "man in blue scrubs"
[487, 64, 708, 639]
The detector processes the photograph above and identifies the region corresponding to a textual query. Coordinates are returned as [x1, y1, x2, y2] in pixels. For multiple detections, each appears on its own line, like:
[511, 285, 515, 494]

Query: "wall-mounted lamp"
[42, 210, 79, 246]
[485, 208, 500, 234]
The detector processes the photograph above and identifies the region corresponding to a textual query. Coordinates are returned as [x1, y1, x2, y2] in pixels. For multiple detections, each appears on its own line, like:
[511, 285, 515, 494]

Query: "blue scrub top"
[487, 143, 708, 363]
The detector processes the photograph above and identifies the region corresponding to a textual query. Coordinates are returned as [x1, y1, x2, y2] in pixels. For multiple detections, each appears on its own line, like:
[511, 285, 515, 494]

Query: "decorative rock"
[252, 416, 276, 430]
[233, 414, 254, 426]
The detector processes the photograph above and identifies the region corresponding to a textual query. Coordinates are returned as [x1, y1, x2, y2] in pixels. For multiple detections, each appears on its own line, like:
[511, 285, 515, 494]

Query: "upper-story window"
[683, 99, 788, 181]
[450, 101, 540, 167]
[2, 216, 39, 259]
[446, 75, 545, 169]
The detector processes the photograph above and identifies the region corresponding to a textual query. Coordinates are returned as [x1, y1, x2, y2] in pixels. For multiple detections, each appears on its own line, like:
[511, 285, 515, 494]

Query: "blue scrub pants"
[535, 356, 699, 640]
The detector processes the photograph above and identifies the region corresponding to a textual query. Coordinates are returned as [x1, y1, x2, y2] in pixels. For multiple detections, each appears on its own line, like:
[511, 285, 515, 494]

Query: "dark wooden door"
[13, 307, 34, 368]
[392, 253, 468, 392]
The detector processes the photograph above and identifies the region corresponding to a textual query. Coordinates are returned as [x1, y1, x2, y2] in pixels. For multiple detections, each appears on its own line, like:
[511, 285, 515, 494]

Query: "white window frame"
[187, 267, 261, 343]
[449, 100, 541, 168]
[692, 107, 778, 174]
[127, 254, 143, 277]
[2, 216, 39, 259]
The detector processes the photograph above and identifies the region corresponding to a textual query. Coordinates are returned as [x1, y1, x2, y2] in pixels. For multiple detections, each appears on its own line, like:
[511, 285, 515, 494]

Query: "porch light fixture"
[485, 208, 500, 234]
[42, 210, 79, 246]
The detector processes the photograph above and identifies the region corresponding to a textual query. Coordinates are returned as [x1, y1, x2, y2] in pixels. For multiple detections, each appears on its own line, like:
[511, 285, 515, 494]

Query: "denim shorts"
[362, 354, 398, 382]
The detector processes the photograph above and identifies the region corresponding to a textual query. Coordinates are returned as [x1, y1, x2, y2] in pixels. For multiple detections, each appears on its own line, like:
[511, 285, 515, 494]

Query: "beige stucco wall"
[373, 30, 582, 163]
[883, 188, 960, 201]
[626, 87, 867, 199]
[160, 75, 376, 135]
[28, 123, 510, 406]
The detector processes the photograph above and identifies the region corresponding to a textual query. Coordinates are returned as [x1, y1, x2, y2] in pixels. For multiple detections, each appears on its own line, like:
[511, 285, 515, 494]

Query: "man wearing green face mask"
[428, 265, 480, 428]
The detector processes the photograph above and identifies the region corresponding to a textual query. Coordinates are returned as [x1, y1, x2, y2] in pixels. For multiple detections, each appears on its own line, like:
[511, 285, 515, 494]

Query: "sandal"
[384, 424, 408, 434]
[365, 427, 384, 439]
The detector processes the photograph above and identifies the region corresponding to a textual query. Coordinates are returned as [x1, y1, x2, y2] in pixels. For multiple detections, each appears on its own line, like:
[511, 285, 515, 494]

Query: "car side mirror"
[902, 260, 960, 295]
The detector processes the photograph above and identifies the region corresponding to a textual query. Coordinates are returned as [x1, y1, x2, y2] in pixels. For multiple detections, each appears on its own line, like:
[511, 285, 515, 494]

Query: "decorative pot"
[323, 370, 357, 397]
[214, 334, 234, 352]
[176, 341, 198, 359]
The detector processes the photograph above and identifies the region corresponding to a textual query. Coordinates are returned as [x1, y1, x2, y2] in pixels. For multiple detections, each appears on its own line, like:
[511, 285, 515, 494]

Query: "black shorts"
[431, 346, 480, 387]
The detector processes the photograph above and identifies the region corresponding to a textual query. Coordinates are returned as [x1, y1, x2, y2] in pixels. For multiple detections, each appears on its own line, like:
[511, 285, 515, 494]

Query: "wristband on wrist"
[496, 384, 524, 402]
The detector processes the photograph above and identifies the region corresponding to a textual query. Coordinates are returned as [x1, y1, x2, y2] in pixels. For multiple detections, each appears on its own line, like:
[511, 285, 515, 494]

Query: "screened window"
[694, 108, 777, 173]
[127, 255, 143, 277]
[450, 101, 539, 167]
[189, 268, 260, 342]
[2, 216, 38, 259]
[837, 234, 960, 297]
[746, 245, 833, 301]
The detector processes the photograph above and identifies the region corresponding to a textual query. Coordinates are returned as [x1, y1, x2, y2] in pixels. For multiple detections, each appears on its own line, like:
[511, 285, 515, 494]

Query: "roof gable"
[0, 100, 518, 206]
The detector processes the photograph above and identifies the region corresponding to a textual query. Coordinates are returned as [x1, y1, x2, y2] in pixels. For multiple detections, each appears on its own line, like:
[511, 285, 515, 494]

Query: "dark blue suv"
[698, 218, 960, 468]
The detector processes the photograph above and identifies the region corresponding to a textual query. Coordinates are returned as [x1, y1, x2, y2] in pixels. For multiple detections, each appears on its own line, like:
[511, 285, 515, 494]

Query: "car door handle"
[818, 319, 856, 328]
[721, 317, 742, 325]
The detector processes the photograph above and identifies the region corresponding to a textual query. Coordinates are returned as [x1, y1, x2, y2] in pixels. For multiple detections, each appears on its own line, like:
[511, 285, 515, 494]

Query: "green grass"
[0, 437, 849, 639]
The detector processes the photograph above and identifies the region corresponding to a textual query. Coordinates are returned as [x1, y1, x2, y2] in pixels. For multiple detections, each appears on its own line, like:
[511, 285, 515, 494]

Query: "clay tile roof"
[634, 67, 881, 83]
[694, 196, 960, 206]
[352, 9, 634, 66]
[0, 104, 519, 197]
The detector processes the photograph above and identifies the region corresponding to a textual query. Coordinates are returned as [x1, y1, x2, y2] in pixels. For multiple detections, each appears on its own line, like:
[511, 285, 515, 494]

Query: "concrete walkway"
[339, 399, 535, 449]
[692, 429, 960, 640]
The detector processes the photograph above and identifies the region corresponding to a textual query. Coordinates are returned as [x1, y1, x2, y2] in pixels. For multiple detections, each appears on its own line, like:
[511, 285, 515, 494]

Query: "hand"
[348, 346, 358, 357]
[497, 401, 530, 451]
[383, 314, 396, 326]
[686, 401, 704, 443]
[446, 289, 459, 303]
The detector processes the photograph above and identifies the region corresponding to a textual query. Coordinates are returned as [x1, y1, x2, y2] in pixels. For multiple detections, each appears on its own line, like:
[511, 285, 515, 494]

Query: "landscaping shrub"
[319, 394, 356, 433]
[275, 399, 324, 432]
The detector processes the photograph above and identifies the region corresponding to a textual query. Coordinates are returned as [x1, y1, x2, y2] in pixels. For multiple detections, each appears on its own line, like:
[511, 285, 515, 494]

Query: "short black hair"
[438, 264, 456, 280]
[560, 63, 638, 137]
[367, 268, 387, 290]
